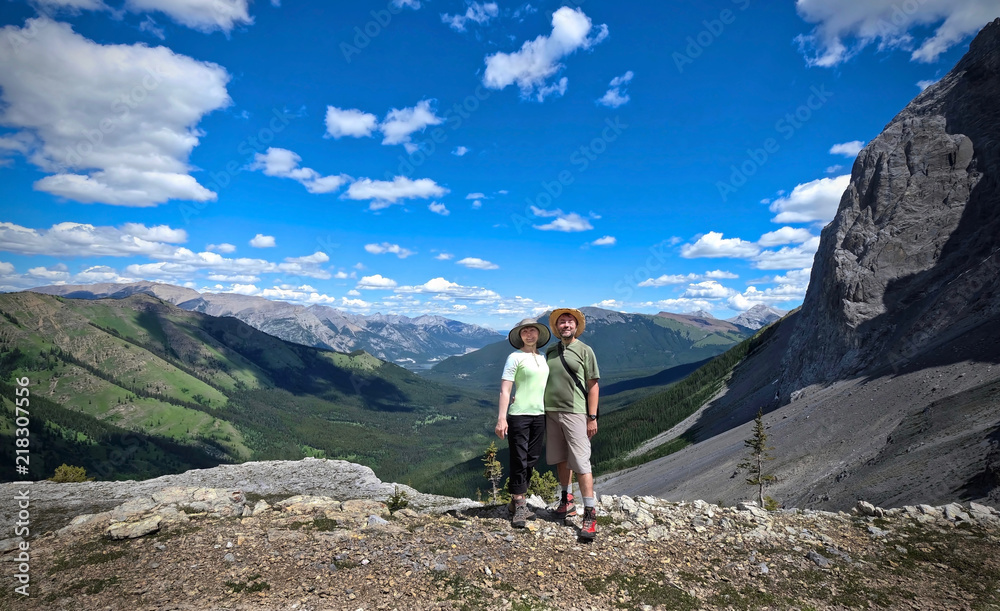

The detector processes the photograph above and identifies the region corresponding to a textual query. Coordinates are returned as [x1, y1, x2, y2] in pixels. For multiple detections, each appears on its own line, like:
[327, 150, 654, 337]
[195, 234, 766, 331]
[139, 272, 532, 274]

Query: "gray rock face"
[0, 458, 478, 533]
[783, 18, 1000, 391]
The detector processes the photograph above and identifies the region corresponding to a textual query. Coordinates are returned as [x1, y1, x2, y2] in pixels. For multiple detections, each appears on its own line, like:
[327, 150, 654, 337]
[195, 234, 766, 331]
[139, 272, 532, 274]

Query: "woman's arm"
[496, 379, 514, 439]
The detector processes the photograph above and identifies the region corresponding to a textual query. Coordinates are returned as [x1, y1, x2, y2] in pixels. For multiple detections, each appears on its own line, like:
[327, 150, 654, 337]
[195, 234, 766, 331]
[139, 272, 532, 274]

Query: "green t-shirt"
[544, 339, 600, 413]
[501, 351, 549, 416]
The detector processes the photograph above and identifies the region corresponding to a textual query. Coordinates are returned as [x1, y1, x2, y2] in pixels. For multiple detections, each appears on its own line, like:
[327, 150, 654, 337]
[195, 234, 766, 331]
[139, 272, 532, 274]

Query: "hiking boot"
[554, 492, 576, 521]
[579, 506, 598, 540]
[511, 502, 532, 528]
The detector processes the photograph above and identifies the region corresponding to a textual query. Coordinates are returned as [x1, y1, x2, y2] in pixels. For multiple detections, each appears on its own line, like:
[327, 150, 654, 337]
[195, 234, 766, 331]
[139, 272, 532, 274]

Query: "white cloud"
[597, 70, 633, 108]
[0, 221, 189, 258]
[682, 280, 735, 299]
[452, 146, 469, 156]
[704, 270, 738, 279]
[344, 176, 448, 208]
[394, 277, 500, 301]
[429, 201, 450, 215]
[435, 253, 454, 260]
[681, 232, 761, 259]
[31, 0, 109, 12]
[638, 273, 699, 287]
[826, 164, 844, 173]
[442, 2, 499, 31]
[917, 78, 939, 91]
[0, 262, 15, 275]
[758, 226, 815, 247]
[364, 243, 415, 258]
[249, 148, 349, 194]
[249, 234, 275, 248]
[794, 0, 998, 66]
[533, 212, 593, 232]
[392, 0, 421, 9]
[769, 174, 850, 224]
[380, 100, 444, 147]
[591, 235, 616, 246]
[324, 106, 378, 139]
[753, 237, 821, 270]
[456, 257, 499, 270]
[119, 223, 187, 243]
[124, 0, 253, 34]
[206, 273, 259, 282]
[466, 192, 486, 200]
[357, 274, 398, 289]
[483, 7, 608, 101]
[27, 265, 71, 281]
[207, 243, 236, 253]
[0, 19, 230, 206]
[729, 280, 808, 310]
[649, 298, 717, 313]
[829, 140, 865, 156]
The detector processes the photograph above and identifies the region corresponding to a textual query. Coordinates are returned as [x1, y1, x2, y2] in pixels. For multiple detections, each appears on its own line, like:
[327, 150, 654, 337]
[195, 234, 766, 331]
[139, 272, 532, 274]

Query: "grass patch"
[47, 539, 131, 575]
[582, 572, 699, 610]
[225, 574, 270, 593]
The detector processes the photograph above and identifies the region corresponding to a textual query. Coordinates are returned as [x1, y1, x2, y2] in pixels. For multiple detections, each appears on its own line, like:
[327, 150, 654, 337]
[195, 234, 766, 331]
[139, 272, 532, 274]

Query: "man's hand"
[587, 419, 597, 439]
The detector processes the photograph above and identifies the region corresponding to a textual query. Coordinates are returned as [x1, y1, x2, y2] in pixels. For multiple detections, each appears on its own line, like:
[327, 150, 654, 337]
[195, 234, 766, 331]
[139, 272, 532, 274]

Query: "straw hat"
[508, 318, 551, 349]
[548, 308, 585, 338]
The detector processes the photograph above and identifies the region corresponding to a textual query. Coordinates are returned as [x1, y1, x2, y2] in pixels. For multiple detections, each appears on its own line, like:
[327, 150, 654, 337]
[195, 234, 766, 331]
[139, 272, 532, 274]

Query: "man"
[543, 308, 600, 540]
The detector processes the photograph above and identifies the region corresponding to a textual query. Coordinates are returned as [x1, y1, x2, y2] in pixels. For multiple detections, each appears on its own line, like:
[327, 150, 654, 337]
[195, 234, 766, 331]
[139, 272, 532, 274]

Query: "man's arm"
[585, 378, 599, 438]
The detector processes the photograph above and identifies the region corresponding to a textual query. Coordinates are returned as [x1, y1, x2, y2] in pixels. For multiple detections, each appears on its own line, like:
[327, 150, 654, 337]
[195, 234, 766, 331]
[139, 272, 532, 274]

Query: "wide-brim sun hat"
[548, 308, 585, 338]
[508, 318, 551, 349]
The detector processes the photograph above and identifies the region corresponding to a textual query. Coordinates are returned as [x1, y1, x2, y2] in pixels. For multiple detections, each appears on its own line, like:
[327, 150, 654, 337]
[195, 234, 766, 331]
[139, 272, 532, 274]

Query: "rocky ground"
[2, 484, 999, 611]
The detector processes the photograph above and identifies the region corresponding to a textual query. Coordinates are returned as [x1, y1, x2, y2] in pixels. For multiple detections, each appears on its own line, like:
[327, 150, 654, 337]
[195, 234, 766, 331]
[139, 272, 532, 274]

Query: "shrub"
[50, 464, 93, 483]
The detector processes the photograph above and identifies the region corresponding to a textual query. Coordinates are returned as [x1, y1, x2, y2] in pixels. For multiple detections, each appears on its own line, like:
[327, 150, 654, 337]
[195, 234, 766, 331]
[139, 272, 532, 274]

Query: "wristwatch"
[587, 414, 598, 421]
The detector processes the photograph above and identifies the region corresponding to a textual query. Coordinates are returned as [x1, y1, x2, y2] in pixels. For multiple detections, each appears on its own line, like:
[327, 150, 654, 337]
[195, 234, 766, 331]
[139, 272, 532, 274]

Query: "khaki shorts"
[545, 412, 592, 475]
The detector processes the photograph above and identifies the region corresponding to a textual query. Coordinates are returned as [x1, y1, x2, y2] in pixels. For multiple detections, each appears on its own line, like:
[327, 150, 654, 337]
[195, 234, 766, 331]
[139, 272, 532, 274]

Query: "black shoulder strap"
[557, 342, 589, 398]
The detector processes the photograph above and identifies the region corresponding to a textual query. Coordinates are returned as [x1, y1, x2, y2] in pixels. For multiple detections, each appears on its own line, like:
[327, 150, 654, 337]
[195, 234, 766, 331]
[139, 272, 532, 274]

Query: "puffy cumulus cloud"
[324, 106, 377, 139]
[435, 253, 454, 260]
[0, 19, 230, 206]
[0, 221, 189, 258]
[795, 0, 997, 66]
[728, 281, 808, 311]
[456, 257, 499, 270]
[638, 273, 700, 287]
[705, 270, 739, 279]
[206, 273, 259, 282]
[769, 174, 850, 224]
[530, 206, 595, 232]
[394, 277, 501, 301]
[27, 265, 71, 281]
[917, 78, 939, 91]
[124, 0, 253, 34]
[0, 261, 15, 275]
[249, 234, 275, 248]
[829, 140, 865, 156]
[681, 232, 761, 259]
[392, 0, 421, 9]
[682, 280, 736, 299]
[429, 201, 450, 215]
[206, 243, 236, 253]
[123, 248, 332, 280]
[647, 298, 717, 314]
[379, 100, 444, 149]
[31, 0, 109, 12]
[344, 176, 448, 209]
[249, 148, 349, 194]
[452, 146, 469, 156]
[597, 70, 633, 108]
[364, 243, 415, 258]
[591, 235, 616, 246]
[357, 274, 398, 289]
[758, 226, 815, 247]
[483, 7, 608, 101]
[442, 1, 499, 31]
[753, 236, 821, 270]
[592, 299, 625, 311]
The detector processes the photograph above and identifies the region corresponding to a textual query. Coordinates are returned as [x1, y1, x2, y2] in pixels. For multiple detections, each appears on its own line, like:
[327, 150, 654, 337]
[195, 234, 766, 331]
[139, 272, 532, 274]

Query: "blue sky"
[0, 0, 996, 330]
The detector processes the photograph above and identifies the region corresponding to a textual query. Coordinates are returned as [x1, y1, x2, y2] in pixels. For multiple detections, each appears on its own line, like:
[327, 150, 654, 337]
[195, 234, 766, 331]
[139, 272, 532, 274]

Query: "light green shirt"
[501, 351, 549, 416]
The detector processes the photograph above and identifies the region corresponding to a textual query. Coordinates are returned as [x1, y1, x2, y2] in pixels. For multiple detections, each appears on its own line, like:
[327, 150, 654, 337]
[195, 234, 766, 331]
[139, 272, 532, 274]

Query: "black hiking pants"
[507, 414, 545, 495]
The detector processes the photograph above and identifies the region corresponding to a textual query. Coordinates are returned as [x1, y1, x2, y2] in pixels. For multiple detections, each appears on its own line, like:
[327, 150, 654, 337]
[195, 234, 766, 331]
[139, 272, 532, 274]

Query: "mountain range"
[600, 18, 1000, 511]
[29, 282, 502, 370]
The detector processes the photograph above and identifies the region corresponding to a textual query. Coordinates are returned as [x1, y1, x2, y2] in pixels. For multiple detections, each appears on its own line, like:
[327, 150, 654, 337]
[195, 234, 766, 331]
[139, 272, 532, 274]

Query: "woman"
[496, 317, 550, 528]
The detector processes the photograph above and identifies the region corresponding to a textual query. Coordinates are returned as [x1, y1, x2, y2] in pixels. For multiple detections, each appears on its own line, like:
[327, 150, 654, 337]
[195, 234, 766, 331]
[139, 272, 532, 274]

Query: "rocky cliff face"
[783, 18, 1000, 392]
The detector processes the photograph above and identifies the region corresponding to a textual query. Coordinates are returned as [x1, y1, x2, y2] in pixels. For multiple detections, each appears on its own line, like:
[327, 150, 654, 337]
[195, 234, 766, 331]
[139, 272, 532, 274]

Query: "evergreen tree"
[738, 408, 776, 508]
[481, 442, 503, 504]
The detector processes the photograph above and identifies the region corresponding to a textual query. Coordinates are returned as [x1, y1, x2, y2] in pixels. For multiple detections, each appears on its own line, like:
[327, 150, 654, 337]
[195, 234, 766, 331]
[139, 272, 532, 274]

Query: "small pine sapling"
[738, 408, 776, 508]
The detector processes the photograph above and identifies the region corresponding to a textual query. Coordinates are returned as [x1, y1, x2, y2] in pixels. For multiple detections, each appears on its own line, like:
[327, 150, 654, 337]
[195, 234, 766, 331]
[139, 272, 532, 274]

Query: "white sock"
[583, 496, 596, 508]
